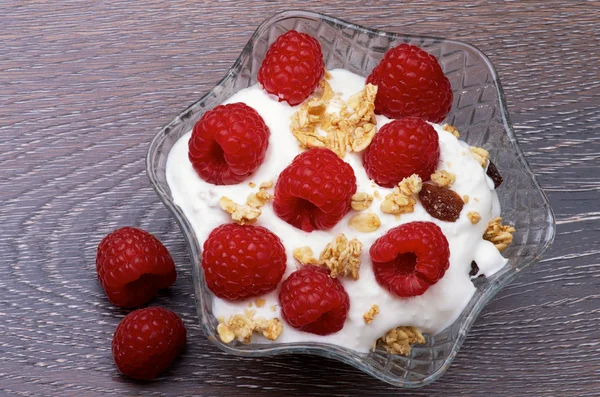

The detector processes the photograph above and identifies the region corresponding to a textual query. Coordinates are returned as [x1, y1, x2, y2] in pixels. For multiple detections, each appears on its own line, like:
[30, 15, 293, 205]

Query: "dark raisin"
[486, 160, 503, 188]
[469, 261, 480, 276]
[418, 183, 464, 222]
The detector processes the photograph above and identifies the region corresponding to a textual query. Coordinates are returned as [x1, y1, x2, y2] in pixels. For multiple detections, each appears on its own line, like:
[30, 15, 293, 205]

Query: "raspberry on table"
[202, 223, 287, 301]
[370, 222, 450, 297]
[258, 30, 325, 106]
[366, 43, 453, 122]
[363, 117, 440, 188]
[96, 227, 176, 308]
[279, 266, 350, 335]
[273, 148, 357, 232]
[112, 307, 186, 380]
[188, 102, 269, 185]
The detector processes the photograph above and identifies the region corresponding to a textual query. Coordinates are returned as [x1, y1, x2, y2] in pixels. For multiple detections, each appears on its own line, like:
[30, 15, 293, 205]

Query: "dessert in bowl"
[147, 11, 555, 387]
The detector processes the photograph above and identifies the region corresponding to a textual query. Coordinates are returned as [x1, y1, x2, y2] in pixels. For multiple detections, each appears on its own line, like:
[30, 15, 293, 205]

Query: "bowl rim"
[146, 9, 556, 387]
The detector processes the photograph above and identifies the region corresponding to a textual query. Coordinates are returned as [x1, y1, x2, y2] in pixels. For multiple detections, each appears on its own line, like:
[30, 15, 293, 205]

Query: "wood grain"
[1, 0, 599, 395]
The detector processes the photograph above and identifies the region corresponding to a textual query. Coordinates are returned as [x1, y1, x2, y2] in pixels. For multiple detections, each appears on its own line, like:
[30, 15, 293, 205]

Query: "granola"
[350, 122, 377, 152]
[289, 82, 378, 157]
[255, 298, 266, 308]
[217, 311, 255, 344]
[323, 119, 349, 157]
[442, 123, 460, 138]
[379, 326, 426, 356]
[349, 212, 381, 233]
[293, 246, 318, 265]
[381, 174, 422, 215]
[483, 216, 515, 251]
[246, 180, 274, 208]
[469, 146, 489, 167]
[363, 304, 380, 324]
[219, 196, 261, 225]
[430, 170, 456, 188]
[217, 310, 283, 344]
[253, 317, 284, 341]
[294, 235, 363, 279]
[218, 180, 274, 224]
[344, 84, 378, 152]
[259, 180, 274, 189]
[216, 322, 237, 344]
[319, 234, 363, 280]
[351, 192, 374, 211]
[289, 80, 332, 150]
[467, 211, 482, 224]
[398, 174, 423, 196]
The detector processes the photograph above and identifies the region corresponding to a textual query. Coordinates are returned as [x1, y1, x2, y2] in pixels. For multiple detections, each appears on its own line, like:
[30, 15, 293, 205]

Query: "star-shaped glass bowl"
[147, 10, 555, 387]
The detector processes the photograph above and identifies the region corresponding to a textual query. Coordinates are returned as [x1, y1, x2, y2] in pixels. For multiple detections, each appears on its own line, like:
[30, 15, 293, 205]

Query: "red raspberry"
[112, 307, 186, 380]
[273, 148, 357, 232]
[370, 221, 450, 297]
[279, 266, 350, 335]
[96, 227, 176, 308]
[363, 117, 440, 188]
[366, 43, 453, 122]
[188, 102, 269, 185]
[202, 223, 286, 301]
[258, 30, 325, 106]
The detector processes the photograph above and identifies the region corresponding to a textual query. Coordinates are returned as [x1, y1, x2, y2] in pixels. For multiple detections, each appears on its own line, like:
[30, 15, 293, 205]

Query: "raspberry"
[202, 223, 286, 301]
[258, 30, 325, 106]
[366, 43, 453, 122]
[370, 222, 450, 297]
[363, 117, 440, 188]
[188, 102, 269, 185]
[96, 227, 176, 308]
[273, 148, 357, 232]
[279, 266, 350, 335]
[112, 307, 186, 380]
[419, 183, 464, 222]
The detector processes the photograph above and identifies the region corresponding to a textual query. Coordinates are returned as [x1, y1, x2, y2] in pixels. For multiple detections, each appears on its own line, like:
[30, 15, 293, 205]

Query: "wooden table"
[1, 1, 599, 395]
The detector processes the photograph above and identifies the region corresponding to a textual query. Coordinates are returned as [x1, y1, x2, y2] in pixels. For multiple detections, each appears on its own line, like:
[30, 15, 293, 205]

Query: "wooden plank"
[1, 0, 599, 395]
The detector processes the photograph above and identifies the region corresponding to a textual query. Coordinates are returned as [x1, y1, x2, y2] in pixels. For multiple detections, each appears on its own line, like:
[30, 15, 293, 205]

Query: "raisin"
[418, 183, 464, 222]
[469, 261, 479, 276]
[486, 160, 503, 188]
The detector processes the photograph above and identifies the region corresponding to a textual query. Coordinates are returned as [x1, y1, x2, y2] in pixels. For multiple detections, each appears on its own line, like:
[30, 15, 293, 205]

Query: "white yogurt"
[166, 69, 507, 353]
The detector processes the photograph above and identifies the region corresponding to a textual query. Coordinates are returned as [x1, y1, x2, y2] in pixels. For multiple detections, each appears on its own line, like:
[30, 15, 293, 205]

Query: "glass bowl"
[146, 10, 555, 387]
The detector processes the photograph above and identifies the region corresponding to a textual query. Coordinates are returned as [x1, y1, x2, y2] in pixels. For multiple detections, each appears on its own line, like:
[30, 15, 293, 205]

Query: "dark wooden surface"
[1, 1, 599, 396]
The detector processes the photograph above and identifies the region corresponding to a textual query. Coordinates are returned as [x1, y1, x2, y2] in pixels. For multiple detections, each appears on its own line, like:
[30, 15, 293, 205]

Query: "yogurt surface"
[166, 69, 507, 353]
